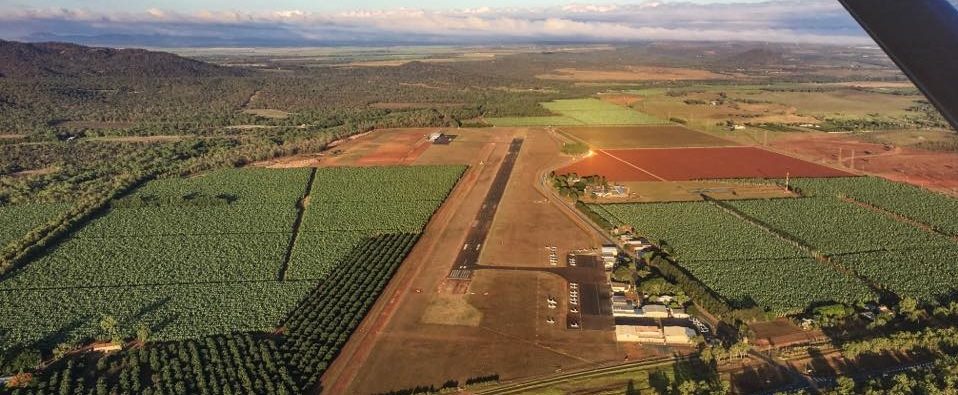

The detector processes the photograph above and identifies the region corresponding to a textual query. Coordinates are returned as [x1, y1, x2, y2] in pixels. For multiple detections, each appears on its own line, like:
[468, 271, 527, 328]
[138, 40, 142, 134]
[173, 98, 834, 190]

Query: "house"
[615, 325, 664, 343]
[639, 304, 670, 318]
[663, 326, 697, 344]
[427, 131, 444, 142]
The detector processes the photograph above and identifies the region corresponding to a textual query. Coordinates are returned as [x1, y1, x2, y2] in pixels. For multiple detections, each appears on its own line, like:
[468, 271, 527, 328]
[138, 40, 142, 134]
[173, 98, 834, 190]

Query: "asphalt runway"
[448, 138, 524, 281]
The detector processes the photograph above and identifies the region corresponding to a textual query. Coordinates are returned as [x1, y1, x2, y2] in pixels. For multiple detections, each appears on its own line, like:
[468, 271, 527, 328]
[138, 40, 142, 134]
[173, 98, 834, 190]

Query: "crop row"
[0, 203, 69, 247]
[728, 196, 958, 301]
[10, 233, 419, 394]
[300, 199, 442, 233]
[309, 165, 465, 202]
[596, 202, 873, 314]
[788, 177, 958, 236]
[727, 197, 954, 255]
[121, 168, 312, 207]
[0, 280, 313, 351]
[1, 233, 291, 289]
[286, 231, 370, 280]
[76, 205, 298, 238]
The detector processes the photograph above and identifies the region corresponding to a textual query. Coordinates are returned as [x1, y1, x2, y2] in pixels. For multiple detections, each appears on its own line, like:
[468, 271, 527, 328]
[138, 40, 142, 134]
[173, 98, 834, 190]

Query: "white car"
[570, 307, 579, 313]
[570, 321, 580, 329]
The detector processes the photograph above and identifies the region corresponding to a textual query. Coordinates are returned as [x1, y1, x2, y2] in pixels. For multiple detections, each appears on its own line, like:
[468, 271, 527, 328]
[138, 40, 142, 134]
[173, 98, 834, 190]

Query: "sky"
[0, 0, 878, 47]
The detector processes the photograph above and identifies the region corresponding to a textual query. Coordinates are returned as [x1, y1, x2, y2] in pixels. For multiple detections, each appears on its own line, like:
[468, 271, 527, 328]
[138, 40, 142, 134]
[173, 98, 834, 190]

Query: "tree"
[898, 297, 921, 322]
[833, 377, 857, 395]
[136, 324, 151, 344]
[100, 314, 121, 344]
[6, 349, 41, 373]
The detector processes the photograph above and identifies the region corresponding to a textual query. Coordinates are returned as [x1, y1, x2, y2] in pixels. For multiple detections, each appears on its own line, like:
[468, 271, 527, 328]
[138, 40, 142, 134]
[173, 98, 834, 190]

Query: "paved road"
[448, 138, 524, 281]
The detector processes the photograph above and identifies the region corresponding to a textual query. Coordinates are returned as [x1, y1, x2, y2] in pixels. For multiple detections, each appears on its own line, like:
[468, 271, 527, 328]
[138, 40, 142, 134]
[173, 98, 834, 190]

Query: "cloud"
[0, 1, 872, 47]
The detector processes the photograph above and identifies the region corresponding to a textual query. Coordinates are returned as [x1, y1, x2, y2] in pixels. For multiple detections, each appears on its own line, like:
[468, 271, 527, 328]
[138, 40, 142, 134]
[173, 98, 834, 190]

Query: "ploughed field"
[560, 147, 853, 182]
[591, 176, 958, 314]
[0, 165, 465, 394]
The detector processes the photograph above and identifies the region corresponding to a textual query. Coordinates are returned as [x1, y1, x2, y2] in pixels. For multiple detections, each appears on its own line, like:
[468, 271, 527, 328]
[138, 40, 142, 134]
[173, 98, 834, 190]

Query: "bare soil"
[771, 132, 958, 194]
[322, 128, 629, 394]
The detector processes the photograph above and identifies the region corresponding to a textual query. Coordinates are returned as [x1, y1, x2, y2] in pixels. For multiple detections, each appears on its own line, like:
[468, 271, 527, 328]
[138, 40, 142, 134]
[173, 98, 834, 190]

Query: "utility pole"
[785, 172, 790, 193]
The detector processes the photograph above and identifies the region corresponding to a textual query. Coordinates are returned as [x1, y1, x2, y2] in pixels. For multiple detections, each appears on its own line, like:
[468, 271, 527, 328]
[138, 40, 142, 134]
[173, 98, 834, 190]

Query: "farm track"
[279, 167, 317, 281]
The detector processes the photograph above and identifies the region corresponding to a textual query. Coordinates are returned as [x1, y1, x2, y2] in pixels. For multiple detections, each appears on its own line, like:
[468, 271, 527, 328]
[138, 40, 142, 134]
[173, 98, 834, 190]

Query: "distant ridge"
[0, 40, 247, 78]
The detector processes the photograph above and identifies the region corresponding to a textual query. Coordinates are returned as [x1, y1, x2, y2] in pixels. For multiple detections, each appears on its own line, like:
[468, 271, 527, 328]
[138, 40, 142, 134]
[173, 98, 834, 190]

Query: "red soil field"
[558, 146, 853, 181]
[559, 151, 661, 181]
[357, 132, 429, 165]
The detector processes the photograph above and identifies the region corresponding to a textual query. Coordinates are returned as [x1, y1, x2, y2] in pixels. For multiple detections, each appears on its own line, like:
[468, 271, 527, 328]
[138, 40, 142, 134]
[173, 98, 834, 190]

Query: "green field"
[602, 175, 958, 304]
[727, 195, 958, 301]
[594, 202, 873, 314]
[789, 176, 958, 236]
[487, 98, 666, 126]
[0, 203, 69, 247]
[0, 165, 464, 351]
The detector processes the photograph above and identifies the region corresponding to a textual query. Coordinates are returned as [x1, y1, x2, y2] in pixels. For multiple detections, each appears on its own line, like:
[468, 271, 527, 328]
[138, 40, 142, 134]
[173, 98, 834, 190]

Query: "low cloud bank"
[0, 1, 872, 47]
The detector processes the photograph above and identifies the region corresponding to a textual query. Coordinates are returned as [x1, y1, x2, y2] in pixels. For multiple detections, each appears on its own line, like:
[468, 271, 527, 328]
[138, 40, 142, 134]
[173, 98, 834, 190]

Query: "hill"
[0, 40, 247, 78]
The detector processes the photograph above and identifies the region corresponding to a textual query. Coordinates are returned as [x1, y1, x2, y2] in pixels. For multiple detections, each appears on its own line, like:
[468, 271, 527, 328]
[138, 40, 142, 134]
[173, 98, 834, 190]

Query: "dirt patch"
[771, 132, 958, 194]
[561, 125, 737, 149]
[559, 147, 853, 182]
[537, 67, 729, 82]
[750, 319, 827, 349]
[420, 294, 483, 327]
[243, 109, 291, 119]
[356, 133, 430, 165]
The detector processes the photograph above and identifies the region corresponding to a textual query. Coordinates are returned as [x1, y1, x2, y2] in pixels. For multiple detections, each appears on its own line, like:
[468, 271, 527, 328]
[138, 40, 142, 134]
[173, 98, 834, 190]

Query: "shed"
[640, 304, 670, 318]
[615, 325, 664, 343]
[670, 308, 690, 319]
[664, 326, 697, 344]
